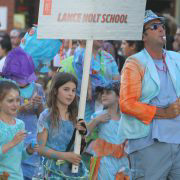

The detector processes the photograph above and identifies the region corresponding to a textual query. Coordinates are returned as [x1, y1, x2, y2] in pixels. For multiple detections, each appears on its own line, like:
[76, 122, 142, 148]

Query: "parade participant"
[88, 80, 129, 180]
[173, 26, 180, 52]
[46, 40, 83, 98]
[162, 13, 177, 51]
[63, 39, 73, 59]
[58, 40, 86, 75]
[119, 10, 180, 179]
[0, 35, 12, 72]
[37, 72, 88, 179]
[0, 80, 38, 180]
[70, 40, 78, 56]
[9, 29, 21, 49]
[102, 40, 116, 58]
[1, 47, 46, 180]
[73, 40, 119, 122]
[121, 40, 143, 58]
[20, 26, 61, 71]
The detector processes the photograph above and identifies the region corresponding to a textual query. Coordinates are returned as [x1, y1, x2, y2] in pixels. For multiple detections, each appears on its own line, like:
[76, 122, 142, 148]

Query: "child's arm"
[0, 131, 26, 155]
[87, 113, 110, 133]
[37, 128, 81, 166]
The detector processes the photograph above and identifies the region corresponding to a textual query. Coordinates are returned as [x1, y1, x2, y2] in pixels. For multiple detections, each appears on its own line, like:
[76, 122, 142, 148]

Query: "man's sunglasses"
[144, 23, 165, 32]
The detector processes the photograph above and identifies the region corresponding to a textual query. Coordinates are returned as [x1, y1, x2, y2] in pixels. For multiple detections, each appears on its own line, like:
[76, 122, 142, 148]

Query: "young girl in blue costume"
[88, 80, 130, 180]
[37, 72, 88, 179]
[0, 80, 38, 180]
[1, 47, 46, 180]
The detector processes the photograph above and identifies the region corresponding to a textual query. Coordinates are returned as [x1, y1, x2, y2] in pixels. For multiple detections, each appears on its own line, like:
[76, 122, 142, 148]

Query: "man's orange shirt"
[120, 58, 156, 125]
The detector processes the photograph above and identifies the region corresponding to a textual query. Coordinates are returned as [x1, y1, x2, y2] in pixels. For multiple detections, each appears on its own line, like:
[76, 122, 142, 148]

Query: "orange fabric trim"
[92, 138, 125, 158]
[116, 172, 130, 180]
[90, 139, 126, 179]
[120, 58, 156, 124]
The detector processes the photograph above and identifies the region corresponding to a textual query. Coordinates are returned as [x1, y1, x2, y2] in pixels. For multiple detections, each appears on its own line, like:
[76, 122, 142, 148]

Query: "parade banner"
[38, 0, 146, 40]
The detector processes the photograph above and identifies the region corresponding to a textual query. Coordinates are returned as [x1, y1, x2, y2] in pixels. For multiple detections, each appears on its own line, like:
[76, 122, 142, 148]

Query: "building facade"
[0, 0, 15, 32]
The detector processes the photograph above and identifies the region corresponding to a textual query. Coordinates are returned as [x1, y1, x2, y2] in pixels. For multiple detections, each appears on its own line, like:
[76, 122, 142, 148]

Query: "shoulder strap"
[65, 127, 87, 154]
[66, 129, 76, 152]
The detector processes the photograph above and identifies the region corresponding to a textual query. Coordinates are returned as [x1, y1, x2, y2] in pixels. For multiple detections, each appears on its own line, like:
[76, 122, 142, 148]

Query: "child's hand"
[11, 131, 26, 146]
[26, 142, 39, 155]
[76, 120, 87, 135]
[63, 152, 81, 166]
[23, 100, 33, 111]
[95, 113, 111, 123]
[32, 95, 42, 105]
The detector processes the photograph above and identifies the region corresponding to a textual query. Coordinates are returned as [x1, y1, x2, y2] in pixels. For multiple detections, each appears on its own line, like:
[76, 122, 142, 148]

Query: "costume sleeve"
[37, 109, 49, 133]
[120, 58, 156, 124]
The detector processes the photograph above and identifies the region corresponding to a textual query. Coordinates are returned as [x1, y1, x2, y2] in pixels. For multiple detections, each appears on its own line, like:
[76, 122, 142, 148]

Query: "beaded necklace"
[154, 53, 167, 73]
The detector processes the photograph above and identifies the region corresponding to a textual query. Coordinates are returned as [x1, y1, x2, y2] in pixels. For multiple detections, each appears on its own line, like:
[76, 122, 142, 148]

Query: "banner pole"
[72, 39, 93, 173]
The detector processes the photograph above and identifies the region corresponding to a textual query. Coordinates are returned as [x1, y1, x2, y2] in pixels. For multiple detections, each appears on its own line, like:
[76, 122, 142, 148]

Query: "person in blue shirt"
[0, 80, 38, 180]
[1, 47, 46, 180]
[37, 72, 88, 179]
[88, 80, 130, 180]
[119, 10, 180, 179]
